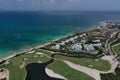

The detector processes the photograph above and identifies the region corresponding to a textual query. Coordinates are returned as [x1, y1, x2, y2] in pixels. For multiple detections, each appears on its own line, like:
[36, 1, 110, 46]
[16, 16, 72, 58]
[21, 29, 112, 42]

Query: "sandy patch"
[45, 68, 67, 80]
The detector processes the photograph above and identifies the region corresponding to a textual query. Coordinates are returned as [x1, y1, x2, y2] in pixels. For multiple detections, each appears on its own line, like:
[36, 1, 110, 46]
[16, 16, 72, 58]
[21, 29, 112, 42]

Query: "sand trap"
[35, 52, 43, 55]
[45, 68, 67, 80]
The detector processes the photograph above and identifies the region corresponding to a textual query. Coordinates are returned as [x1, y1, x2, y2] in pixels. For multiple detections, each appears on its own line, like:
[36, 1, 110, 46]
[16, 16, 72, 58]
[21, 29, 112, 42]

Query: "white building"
[84, 44, 95, 51]
[60, 41, 65, 45]
[92, 40, 101, 43]
[93, 43, 102, 48]
[74, 36, 79, 39]
[79, 33, 87, 37]
[79, 35, 83, 37]
[71, 44, 82, 52]
[52, 44, 60, 50]
[65, 39, 70, 43]
[69, 38, 75, 42]
[82, 33, 87, 36]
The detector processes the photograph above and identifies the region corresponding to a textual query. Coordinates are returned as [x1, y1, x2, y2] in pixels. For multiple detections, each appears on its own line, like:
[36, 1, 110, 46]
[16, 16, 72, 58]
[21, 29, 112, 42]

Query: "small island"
[0, 21, 120, 80]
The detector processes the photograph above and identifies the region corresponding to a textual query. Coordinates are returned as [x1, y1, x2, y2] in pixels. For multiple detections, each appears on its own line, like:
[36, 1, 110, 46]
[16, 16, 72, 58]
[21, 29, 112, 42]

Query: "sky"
[0, 0, 120, 11]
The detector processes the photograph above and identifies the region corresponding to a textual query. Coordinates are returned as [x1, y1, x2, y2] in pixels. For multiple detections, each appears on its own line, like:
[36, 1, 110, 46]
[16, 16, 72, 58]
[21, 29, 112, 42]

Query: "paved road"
[108, 32, 120, 55]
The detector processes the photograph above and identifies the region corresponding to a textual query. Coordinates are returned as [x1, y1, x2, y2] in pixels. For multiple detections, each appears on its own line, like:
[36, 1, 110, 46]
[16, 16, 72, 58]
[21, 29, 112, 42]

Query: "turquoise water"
[0, 11, 120, 58]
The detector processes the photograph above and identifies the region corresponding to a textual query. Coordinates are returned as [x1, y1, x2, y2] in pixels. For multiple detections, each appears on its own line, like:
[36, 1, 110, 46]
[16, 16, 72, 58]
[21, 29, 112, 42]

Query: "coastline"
[0, 36, 63, 62]
[0, 25, 98, 63]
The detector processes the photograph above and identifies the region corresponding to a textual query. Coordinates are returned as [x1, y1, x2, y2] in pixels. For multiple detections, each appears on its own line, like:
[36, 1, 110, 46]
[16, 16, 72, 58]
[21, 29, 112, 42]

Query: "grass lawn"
[0, 53, 50, 80]
[112, 43, 120, 54]
[47, 60, 95, 80]
[38, 49, 53, 56]
[54, 55, 111, 71]
[0, 49, 111, 80]
[100, 67, 120, 80]
[112, 43, 120, 59]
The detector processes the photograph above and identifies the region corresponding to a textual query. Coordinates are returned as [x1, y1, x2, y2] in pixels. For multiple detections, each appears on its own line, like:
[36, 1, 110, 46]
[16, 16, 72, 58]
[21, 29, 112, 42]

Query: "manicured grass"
[100, 67, 120, 80]
[38, 49, 53, 56]
[0, 49, 111, 80]
[113, 43, 120, 54]
[113, 43, 120, 59]
[54, 55, 111, 71]
[47, 60, 95, 80]
[0, 53, 50, 80]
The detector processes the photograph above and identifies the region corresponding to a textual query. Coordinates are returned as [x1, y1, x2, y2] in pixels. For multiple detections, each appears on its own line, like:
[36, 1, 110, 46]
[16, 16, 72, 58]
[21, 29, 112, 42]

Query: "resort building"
[84, 44, 95, 51]
[79, 33, 87, 37]
[71, 44, 82, 52]
[60, 41, 65, 45]
[92, 40, 101, 43]
[69, 38, 75, 42]
[52, 44, 60, 50]
[51, 32, 103, 54]
[93, 43, 102, 48]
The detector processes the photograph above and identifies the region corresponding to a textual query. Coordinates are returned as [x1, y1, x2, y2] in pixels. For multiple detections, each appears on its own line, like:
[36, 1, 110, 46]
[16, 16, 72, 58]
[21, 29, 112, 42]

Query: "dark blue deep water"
[0, 11, 120, 58]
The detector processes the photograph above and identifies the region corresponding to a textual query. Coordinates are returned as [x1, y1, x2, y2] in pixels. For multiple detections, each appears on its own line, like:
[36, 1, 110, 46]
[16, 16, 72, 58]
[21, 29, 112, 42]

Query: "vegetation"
[112, 44, 120, 60]
[108, 38, 114, 43]
[113, 44, 120, 54]
[47, 60, 95, 80]
[0, 52, 50, 80]
[111, 38, 120, 45]
[1, 78, 6, 80]
[54, 55, 111, 71]
[100, 67, 120, 80]
[0, 60, 7, 65]
[36, 49, 53, 56]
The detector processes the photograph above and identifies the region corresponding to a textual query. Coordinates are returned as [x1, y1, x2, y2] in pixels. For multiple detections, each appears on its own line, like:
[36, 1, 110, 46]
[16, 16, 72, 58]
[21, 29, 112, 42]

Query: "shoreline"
[0, 35, 66, 62]
[0, 25, 98, 63]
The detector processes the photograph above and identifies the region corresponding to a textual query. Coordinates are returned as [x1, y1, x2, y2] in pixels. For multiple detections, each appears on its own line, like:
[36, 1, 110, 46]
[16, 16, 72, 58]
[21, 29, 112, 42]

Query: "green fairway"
[38, 49, 53, 56]
[113, 43, 120, 59]
[100, 67, 120, 80]
[54, 55, 111, 71]
[0, 49, 111, 80]
[113, 43, 120, 54]
[0, 53, 50, 80]
[47, 60, 95, 80]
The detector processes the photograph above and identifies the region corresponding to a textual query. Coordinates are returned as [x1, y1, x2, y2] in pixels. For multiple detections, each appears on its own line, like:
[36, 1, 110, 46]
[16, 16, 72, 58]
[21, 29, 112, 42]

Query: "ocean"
[0, 11, 120, 58]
